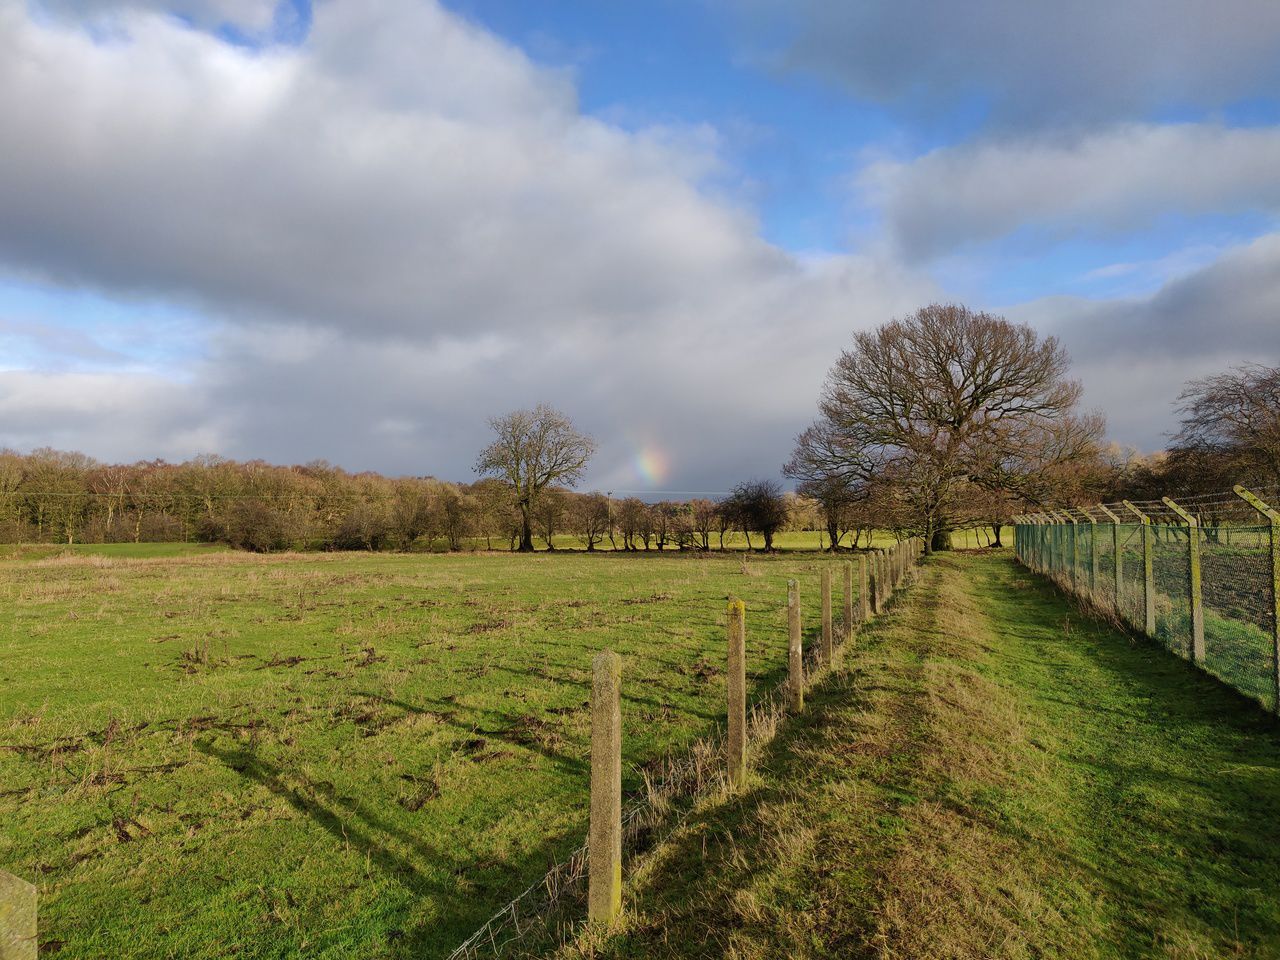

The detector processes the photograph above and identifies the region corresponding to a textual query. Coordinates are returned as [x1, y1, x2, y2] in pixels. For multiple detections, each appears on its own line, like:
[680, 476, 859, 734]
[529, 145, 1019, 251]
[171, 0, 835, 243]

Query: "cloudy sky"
[2, 0, 1278, 494]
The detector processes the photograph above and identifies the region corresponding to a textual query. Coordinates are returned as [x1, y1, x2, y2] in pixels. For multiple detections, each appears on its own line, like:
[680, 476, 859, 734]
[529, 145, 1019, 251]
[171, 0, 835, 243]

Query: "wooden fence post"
[588, 650, 622, 925]
[843, 560, 855, 639]
[820, 568, 833, 663]
[1234, 485, 1280, 714]
[1097, 504, 1123, 618]
[0, 869, 36, 960]
[726, 599, 746, 786]
[868, 554, 880, 616]
[859, 556, 870, 622]
[787, 580, 803, 712]
[1123, 501, 1156, 638]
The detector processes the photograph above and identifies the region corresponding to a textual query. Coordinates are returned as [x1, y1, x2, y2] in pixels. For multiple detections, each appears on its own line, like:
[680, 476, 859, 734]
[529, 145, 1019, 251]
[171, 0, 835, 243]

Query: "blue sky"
[2, 0, 1279, 490]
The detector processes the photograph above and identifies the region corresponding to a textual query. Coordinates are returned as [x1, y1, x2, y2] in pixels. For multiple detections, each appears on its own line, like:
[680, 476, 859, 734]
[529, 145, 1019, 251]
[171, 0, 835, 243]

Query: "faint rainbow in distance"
[633, 446, 670, 485]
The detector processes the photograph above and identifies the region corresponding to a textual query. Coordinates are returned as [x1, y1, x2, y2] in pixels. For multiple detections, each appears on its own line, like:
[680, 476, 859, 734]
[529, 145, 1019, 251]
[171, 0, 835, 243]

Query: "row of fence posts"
[1012, 485, 1280, 715]
[586, 538, 924, 926]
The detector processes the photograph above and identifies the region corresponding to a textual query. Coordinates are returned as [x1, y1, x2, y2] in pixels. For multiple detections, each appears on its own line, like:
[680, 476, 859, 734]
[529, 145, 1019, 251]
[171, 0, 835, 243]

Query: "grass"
[0, 546, 862, 959]
[556, 552, 1280, 959]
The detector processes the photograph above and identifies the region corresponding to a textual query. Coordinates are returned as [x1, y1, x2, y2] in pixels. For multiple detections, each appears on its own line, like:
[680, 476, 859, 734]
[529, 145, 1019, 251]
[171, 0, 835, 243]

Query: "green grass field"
[1, 546, 855, 958]
[558, 552, 1280, 958]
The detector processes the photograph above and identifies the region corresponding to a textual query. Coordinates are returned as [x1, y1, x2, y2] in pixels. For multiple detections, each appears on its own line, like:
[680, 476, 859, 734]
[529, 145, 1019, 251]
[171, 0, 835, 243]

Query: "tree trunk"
[518, 505, 535, 552]
[991, 523, 1003, 548]
[930, 527, 950, 552]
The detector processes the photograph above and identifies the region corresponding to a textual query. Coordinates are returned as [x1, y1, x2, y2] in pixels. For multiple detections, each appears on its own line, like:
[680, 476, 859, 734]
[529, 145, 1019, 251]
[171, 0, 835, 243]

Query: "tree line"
[0, 450, 842, 552]
[6, 308, 1273, 553]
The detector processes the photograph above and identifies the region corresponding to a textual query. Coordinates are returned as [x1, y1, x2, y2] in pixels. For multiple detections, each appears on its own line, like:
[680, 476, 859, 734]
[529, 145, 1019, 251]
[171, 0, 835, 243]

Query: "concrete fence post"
[1123, 501, 1156, 638]
[1097, 504, 1123, 618]
[0, 869, 36, 960]
[1164, 497, 1205, 664]
[787, 580, 803, 712]
[859, 556, 870, 622]
[726, 599, 747, 787]
[820, 568, 833, 663]
[843, 560, 855, 639]
[1080, 508, 1099, 597]
[588, 650, 622, 925]
[1234, 485, 1280, 714]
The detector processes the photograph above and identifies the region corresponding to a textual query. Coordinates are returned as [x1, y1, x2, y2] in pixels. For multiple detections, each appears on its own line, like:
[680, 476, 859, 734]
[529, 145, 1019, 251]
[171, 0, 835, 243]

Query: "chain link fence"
[1016, 487, 1280, 715]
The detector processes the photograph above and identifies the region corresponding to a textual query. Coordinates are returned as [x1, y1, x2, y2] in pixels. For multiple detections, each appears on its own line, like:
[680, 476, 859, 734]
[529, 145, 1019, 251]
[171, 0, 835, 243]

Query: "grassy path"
[555, 552, 1280, 959]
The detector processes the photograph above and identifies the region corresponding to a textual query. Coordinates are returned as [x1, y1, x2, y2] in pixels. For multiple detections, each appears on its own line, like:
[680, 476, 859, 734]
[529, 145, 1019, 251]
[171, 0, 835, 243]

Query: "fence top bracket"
[1235, 484, 1280, 523]
[1095, 503, 1122, 524]
[1121, 500, 1151, 524]
[1161, 497, 1199, 527]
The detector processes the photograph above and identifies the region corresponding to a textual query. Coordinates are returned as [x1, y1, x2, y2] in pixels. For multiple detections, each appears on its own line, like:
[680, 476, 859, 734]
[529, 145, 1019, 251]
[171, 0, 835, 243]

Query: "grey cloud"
[860, 123, 1280, 260]
[1009, 233, 1280, 449]
[732, 0, 1280, 128]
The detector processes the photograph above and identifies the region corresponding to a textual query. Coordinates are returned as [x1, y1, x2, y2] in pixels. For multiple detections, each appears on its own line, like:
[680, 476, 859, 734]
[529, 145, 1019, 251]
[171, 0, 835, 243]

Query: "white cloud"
[0, 0, 935, 484]
[859, 123, 1280, 260]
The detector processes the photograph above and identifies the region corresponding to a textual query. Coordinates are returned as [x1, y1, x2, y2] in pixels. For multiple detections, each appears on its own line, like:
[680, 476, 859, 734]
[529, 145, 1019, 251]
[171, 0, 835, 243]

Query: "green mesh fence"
[1200, 524, 1276, 711]
[1153, 524, 1193, 659]
[1117, 523, 1144, 630]
[1015, 500, 1279, 716]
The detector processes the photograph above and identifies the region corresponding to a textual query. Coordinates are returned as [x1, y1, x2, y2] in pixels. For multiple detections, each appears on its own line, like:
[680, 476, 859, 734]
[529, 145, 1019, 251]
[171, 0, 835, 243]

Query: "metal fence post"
[1163, 497, 1204, 664]
[1123, 501, 1156, 638]
[1234, 485, 1280, 714]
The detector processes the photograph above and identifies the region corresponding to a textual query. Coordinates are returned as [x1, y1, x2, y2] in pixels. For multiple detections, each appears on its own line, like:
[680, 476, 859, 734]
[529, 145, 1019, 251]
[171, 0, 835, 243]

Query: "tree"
[1172, 364, 1280, 489]
[722, 480, 789, 552]
[786, 304, 1100, 553]
[474, 404, 596, 552]
[573, 492, 613, 552]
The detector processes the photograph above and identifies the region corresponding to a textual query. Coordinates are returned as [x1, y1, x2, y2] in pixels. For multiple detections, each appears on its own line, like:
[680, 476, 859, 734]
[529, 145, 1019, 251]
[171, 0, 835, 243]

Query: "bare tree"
[1172, 364, 1280, 489]
[474, 404, 596, 552]
[786, 304, 1100, 552]
[722, 480, 789, 552]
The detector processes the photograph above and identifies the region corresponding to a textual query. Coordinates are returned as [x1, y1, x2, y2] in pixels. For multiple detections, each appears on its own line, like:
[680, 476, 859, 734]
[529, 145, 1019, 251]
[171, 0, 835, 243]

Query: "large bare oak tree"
[785, 304, 1101, 551]
[474, 404, 596, 552]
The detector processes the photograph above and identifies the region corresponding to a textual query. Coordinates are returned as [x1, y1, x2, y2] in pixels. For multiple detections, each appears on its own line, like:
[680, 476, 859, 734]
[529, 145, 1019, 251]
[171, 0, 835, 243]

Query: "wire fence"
[1015, 486, 1280, 715]
[445, 540, 923, 959]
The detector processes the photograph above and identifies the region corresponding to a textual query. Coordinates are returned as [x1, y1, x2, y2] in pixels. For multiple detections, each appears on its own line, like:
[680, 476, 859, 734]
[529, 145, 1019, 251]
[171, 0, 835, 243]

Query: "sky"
[2, 0, 1279, 495]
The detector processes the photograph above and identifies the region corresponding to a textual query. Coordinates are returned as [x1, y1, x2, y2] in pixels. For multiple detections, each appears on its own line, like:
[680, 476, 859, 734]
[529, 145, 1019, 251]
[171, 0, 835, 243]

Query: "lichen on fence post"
[820, 568, 833, 663]
[726, 599, 747, 787]
[1123, 501, 1156, 638]
[0, 869, 36, 960]
[787, 580, 803, 712]
[588, 650, 622, 925]
[1234, 485, 1280, 713]
[1163, 497, 1205, 664]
